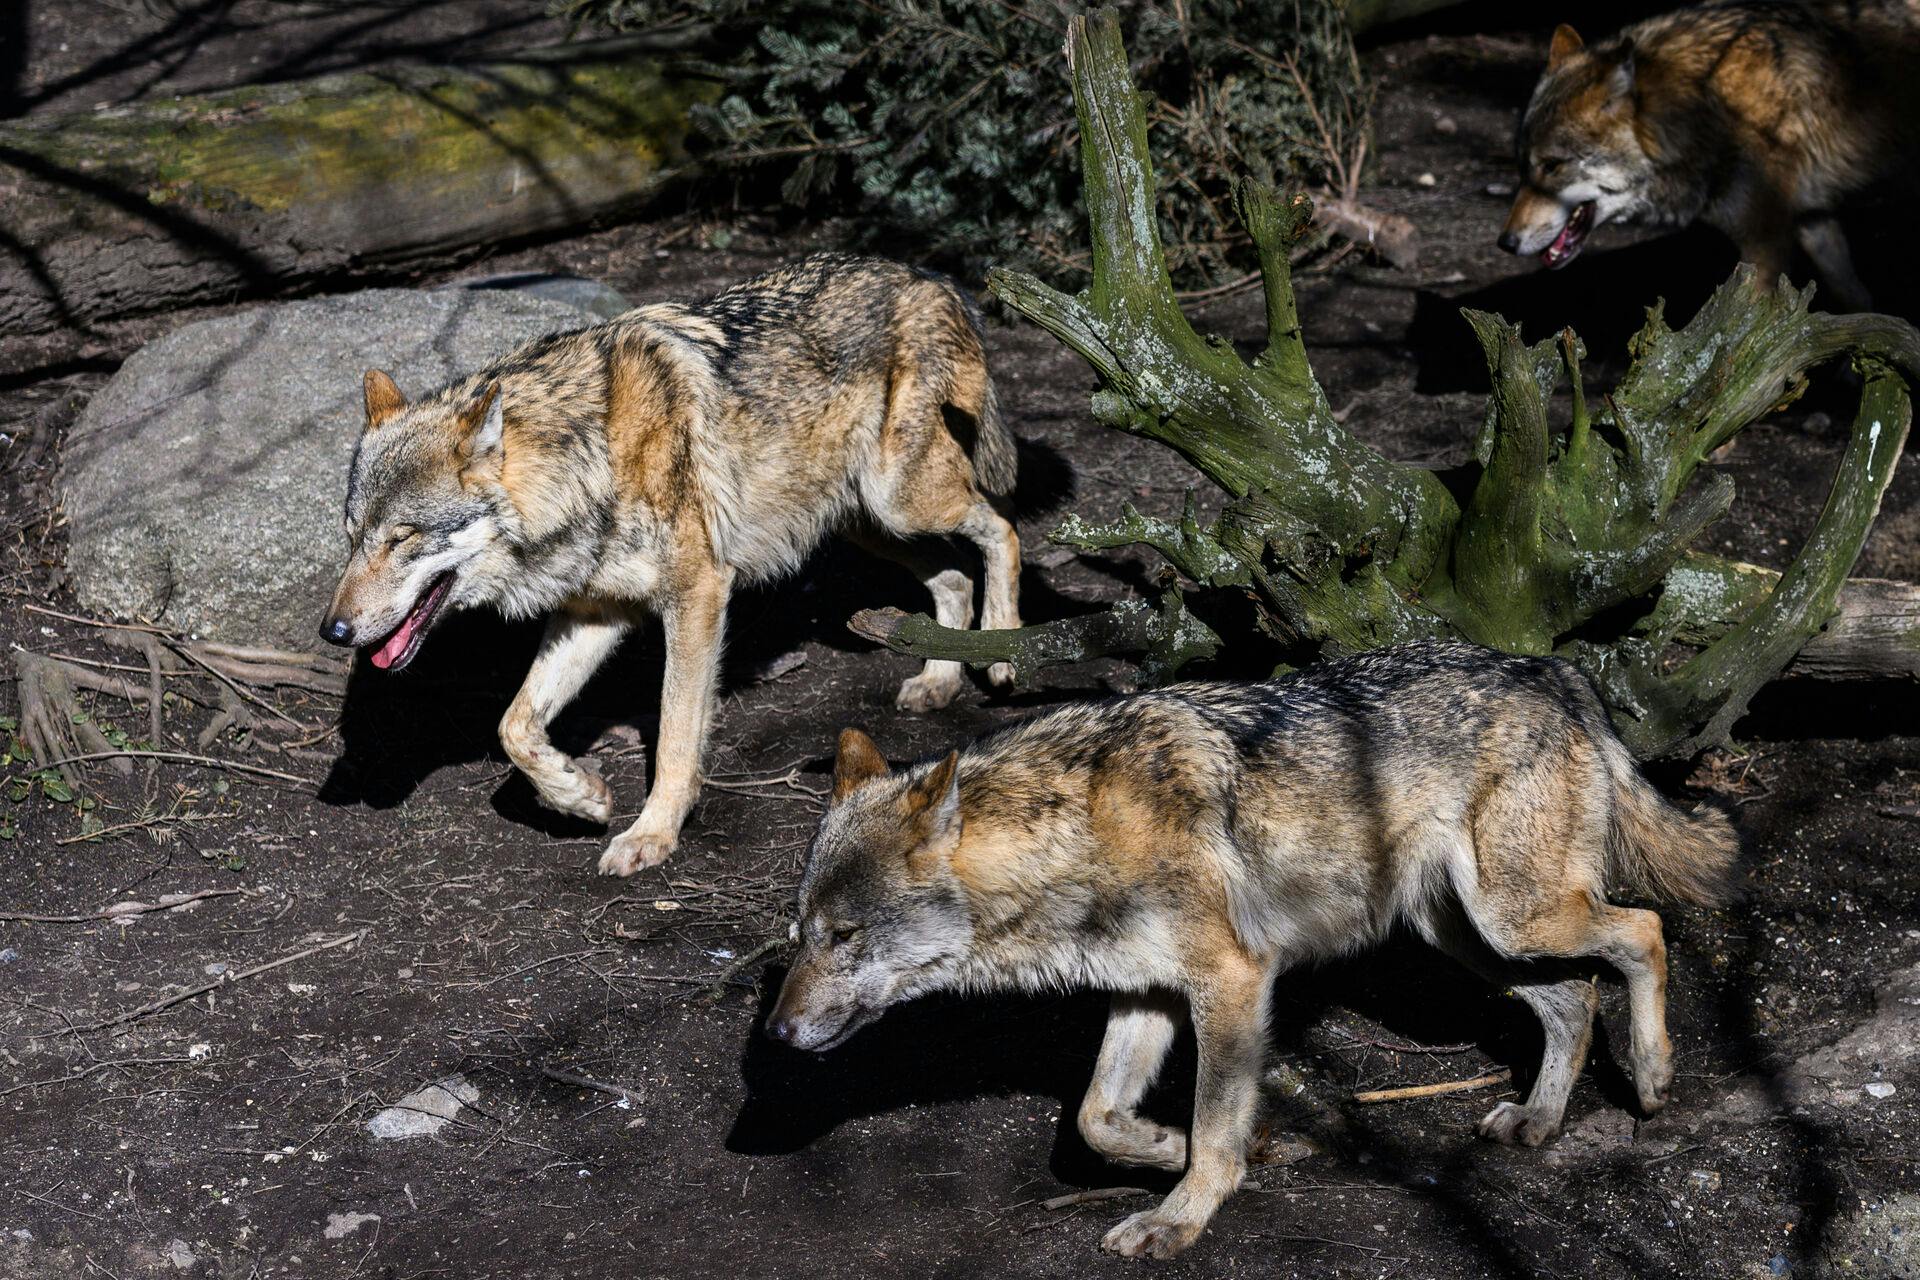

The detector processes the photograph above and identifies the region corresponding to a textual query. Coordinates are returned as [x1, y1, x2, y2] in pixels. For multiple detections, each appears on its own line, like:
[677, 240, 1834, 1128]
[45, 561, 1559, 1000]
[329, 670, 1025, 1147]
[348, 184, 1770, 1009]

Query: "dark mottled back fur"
[773, 641, 1739, 1255]
[325, 252, 1025, 875]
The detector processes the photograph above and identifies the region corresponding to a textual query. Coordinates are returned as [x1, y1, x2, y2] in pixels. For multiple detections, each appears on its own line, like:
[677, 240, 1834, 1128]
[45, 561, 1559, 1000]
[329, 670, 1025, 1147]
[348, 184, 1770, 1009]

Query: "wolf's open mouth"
[369, 572, 453, 671]
[1541, 201, 1596, 269]
[807, 1005, 879, 1053]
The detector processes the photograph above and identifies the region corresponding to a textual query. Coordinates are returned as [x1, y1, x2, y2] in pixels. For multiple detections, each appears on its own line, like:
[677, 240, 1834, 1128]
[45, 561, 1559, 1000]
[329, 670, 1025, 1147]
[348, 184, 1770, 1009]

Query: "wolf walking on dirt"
[319, 254, 1022, 874]
[767, 643, 1738, 1258]
[1501, 1, 1920, 309]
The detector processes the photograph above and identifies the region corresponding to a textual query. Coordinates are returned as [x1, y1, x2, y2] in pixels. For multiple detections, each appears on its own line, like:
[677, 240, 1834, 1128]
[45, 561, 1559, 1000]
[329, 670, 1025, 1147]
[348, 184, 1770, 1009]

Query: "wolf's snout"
[764, 1014, 798, 1044]
[320, 616, 356, 647]
[1497, 230, 1521, 254]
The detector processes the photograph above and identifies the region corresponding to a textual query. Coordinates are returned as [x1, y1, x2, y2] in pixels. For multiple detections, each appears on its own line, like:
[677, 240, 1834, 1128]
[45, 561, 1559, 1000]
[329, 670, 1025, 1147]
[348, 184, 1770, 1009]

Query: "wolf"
[766, 642, 1738, 1258]
[319, 254, 1022, 875]
[1500, 2, 1920, 310]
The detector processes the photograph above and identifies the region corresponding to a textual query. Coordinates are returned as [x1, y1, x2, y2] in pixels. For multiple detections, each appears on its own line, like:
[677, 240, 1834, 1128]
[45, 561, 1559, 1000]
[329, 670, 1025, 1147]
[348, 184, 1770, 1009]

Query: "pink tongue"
[370, 607, 424, 670]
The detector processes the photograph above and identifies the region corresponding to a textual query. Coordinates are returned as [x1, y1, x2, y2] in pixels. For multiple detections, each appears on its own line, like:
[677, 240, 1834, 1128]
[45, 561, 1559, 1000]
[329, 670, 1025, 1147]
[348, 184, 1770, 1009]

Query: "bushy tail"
[1607, 763, 1740, 907]
[972, 375, 1018, 497]
[947, 280, 1018, 497]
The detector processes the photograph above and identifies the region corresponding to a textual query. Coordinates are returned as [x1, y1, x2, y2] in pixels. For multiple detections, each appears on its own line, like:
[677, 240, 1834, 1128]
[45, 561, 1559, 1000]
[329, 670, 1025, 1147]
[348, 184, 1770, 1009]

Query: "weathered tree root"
[11, 651, 138, 787]
[853, 10, 1920, 760]
[852, 588, 1220, 687]
[9, 627, 352, 788]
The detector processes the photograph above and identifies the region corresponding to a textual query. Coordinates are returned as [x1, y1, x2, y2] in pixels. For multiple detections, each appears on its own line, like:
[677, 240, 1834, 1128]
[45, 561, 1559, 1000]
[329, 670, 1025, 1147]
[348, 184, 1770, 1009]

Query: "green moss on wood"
[5, 56, 714, 225]
[856, 10, 1920, 759]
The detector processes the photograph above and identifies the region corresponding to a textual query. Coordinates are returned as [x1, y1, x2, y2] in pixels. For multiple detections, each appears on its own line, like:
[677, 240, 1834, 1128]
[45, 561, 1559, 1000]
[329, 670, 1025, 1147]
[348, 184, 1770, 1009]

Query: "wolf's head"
[1501, 25, 1653, 268]
[766, 729, 976, 1051]
[318, 370, 516, 669]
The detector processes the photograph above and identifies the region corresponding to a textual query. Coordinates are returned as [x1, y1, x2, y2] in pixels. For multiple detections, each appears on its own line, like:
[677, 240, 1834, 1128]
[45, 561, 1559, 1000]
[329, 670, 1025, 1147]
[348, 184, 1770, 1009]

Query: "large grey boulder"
[61, 288, 597, 650]
[445, 271, 633, 321]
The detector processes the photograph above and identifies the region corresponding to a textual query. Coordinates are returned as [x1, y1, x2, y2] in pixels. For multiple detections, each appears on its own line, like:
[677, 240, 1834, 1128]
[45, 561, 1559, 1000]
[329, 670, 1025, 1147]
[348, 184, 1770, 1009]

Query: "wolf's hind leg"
[1452, 873, 1657, 1142]
[850, 533, 975, 712]
[865, 372, 1022, 693]
[1102, 954, 1270, 1260]
[893, 565, 974, 711]
[1078, 992, 1187, 1172]
[1588, 905, 1673, 1114]
[501, 610, 631, 824]
[957, 501, 1021, 690]
[1475, 977, 1599, 1147]
[1798, 214, 1873, 313]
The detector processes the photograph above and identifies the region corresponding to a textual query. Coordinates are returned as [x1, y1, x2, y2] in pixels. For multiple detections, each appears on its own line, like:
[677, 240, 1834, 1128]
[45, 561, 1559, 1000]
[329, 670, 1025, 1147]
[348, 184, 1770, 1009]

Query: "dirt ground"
[4, 8, 1920, 1279]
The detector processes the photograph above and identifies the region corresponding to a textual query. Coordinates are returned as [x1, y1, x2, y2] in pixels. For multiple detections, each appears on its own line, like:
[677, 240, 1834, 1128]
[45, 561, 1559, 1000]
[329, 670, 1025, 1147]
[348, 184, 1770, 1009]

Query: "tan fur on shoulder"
[772, 642, 1739, 1258]
[323, 254, 1025, 874]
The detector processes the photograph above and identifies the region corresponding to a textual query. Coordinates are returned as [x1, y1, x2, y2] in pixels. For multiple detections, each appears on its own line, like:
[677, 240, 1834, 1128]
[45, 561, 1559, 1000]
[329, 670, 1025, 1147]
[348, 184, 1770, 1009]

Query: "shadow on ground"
[318, 437, 1084, 813]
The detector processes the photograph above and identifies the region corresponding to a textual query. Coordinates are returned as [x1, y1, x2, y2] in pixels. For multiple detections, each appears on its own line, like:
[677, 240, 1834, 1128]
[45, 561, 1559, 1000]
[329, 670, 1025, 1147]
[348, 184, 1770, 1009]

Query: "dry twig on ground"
[1352, 1069, 1513, 1105]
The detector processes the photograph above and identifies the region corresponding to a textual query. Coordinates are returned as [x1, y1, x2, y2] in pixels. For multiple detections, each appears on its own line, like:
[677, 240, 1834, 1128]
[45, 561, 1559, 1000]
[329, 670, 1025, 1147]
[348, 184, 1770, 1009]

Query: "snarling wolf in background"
[1501, 2, 1920, 310]
[320, 254, 1022, 875]
[767, 642, 1738, 1258]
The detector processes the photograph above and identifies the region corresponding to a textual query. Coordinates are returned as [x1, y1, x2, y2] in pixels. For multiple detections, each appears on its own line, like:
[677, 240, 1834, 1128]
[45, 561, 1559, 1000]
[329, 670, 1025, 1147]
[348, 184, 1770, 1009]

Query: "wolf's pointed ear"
[903, 751, 962, 863]
[458, 382, 506, 470]
[832, 727, 889, 803]
[1548, 24, 1583, 69]
[363, 369, 407, 431]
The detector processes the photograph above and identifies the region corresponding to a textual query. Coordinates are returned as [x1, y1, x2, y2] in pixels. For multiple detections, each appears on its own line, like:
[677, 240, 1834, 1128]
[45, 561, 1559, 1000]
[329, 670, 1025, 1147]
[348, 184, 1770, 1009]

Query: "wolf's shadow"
[1411, 205, 1920, 396]
[316, 437, 1081, 814]
[724, 934, 1645, 1185]
[1409, 227, 1737, 394]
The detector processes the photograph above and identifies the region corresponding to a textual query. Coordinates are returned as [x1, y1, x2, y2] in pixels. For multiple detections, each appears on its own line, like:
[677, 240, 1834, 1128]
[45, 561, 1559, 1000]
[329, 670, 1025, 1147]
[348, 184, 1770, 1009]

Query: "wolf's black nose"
[320, 617, 355, 646]
[1497, 230, 1521, 254]
[765, 1016, 796, 1044]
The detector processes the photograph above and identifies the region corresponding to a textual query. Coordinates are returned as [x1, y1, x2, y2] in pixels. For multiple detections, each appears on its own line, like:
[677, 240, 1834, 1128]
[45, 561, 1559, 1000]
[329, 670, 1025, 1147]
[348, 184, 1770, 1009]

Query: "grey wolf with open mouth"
[1502, 4, 1920, 311]
[319, 253, 1021, 874]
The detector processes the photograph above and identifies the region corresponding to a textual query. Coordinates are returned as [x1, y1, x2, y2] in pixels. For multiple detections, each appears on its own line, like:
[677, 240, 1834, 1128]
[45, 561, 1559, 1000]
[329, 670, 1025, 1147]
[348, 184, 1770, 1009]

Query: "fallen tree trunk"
[1665, 559, 1920, 684]
[0, 37, 718, 375]
[856, 11, 1920, 761]
[855, 571, 1920, 686]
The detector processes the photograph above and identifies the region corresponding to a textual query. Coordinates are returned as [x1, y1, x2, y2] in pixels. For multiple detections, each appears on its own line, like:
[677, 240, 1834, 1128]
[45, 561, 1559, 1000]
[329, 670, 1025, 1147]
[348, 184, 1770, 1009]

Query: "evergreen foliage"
[557, 0, 1370, 280]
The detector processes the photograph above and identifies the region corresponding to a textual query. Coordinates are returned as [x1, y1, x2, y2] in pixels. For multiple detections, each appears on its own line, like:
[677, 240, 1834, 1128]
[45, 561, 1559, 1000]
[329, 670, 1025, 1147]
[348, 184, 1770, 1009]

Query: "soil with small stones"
[3, 10, 1920, 1280]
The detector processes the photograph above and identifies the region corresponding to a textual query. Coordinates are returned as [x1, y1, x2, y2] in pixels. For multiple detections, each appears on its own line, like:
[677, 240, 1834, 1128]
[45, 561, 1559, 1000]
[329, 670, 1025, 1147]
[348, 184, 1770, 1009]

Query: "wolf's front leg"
[501, 610, 632, 824]
[1101, 955, 1269, 1260]
[599, 565, 734, 876]
[1079, 992, 1187, 1172]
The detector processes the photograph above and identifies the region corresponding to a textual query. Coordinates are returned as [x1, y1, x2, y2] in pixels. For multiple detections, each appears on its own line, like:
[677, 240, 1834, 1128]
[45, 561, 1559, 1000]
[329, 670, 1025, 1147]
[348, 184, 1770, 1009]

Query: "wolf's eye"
[831, 925, 862, 946]
[1538, 156, 1567, 177]
[386, 526, 419, 550]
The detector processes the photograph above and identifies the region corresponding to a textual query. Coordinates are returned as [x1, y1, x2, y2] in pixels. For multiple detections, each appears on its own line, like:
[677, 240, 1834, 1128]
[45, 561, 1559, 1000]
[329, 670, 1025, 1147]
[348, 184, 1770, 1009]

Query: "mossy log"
[0, 38, 718, 375]
[857, 11, 1920, 760]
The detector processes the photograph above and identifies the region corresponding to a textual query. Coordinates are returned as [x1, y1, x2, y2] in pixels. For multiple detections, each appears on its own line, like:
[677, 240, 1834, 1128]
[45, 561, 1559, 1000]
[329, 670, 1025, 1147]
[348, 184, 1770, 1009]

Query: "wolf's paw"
[1475, 1101, 1561, 1148]
[1634, 1056, 1674, 1115]
[985, 661, 1016, 690]
[537, 763, 613, 826]
[895, 671, 963, 713]
[1100, 1209, 1205, 1260]
[598, 827, 676, 877]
